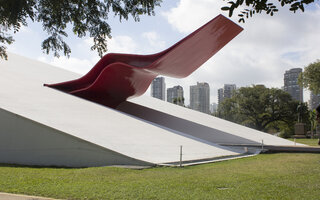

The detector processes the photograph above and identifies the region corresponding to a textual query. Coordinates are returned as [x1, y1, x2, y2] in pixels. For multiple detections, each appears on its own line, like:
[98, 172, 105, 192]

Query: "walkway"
[0, 192, 58, 200]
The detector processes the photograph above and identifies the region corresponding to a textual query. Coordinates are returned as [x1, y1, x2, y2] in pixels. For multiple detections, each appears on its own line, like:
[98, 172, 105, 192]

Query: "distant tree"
[0, 0, 162, 60]
[217, 97, 241, 123]
[298, 60, 320, 94]
[173, 97, 185, 106]
[309, 109, 317, 138]
[173, 98, 178, 104]
[221, 0, 317, 23]
[218, 85, 309, 133]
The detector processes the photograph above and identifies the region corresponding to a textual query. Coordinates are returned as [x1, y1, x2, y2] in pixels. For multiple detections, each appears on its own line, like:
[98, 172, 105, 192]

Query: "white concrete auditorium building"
[0, 53, 301, 167]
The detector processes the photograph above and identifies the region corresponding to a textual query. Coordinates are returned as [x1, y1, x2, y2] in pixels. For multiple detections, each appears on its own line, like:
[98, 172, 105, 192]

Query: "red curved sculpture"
[45, 15, 243, 108]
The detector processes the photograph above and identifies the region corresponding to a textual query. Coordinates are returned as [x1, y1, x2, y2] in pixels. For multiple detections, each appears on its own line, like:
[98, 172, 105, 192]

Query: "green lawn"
[288, 138, 319, 146]
[1, 153, 320, 200]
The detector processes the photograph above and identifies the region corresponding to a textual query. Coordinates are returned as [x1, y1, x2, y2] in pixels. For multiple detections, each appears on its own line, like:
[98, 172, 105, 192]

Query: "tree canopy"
[221, 0, 317, 23]
[298, 60, 320, 94]
[0, 0, 161, 59]
[217, 85, 309, 134]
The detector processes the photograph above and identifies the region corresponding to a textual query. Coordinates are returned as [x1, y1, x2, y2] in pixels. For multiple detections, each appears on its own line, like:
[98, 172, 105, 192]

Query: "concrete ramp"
[0, 53, 244, 167]
[122, 96, 302, 147]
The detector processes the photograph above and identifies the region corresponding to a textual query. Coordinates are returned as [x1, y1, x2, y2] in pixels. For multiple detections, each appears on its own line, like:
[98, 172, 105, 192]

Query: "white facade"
[0, 54, 240, 167]
[0, 53, 302, 167]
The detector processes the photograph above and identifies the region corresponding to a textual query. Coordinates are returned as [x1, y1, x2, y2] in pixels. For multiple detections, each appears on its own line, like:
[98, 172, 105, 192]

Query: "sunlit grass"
[289, 138, 319, 146]
[1, 153, 320, 200]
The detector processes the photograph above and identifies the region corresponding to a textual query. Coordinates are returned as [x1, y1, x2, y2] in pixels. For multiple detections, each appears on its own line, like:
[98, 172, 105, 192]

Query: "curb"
[0, 192, 59, 200]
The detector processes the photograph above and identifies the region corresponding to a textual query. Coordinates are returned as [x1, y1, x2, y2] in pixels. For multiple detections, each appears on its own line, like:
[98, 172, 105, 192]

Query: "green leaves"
[221, 6, 230, 11]
[221, 0, 315, 23]
[41, 34, 71, 58]
[0, 0, 162, 60]
[218, 85, 305, 133]
[298, 60, 320, 94]
[0, 0, 36, 59]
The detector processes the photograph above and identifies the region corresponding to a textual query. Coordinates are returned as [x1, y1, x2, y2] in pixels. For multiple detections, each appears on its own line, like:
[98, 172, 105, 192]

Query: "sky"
[6, 0, 320, 106]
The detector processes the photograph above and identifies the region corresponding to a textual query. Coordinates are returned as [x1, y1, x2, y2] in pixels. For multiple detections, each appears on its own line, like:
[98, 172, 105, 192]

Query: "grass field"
[1, 152, 320, 200]
[288, 138, 319, 146]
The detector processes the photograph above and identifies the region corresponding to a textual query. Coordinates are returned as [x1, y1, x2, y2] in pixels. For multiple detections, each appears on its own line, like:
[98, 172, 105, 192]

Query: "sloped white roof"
[128, 94, 300, 146]
[0, 53, 241, 164]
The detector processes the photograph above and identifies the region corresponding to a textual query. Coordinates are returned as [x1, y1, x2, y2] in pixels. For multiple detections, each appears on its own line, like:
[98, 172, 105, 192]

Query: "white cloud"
[37, 56, 94, 75]
[19, 25, 33, 34]
[39, 35, 139, 75]
[84, 35, 138, 54]
[162, 0, 320, 104]
[108, 36, 137, 53]
[162, 0, 225, 33]
[142, 31, 166, 51]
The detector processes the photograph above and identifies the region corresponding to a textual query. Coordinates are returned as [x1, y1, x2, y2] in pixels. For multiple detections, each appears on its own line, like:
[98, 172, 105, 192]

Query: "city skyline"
[155, 65, 312, 109]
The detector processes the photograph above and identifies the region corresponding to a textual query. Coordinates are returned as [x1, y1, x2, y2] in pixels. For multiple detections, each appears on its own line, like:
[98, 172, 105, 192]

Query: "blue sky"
[7, 0, 320, 105]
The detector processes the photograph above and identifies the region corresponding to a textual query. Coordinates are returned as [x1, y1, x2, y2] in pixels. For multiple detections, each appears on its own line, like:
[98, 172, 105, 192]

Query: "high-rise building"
[283, 68, 303, 102]
[218, 84, 237, 106]
[223, 84, 237, 99]
[210, 103, 218, 113]
[218, 88, 224, 105]
[167, 85, 184, 106]
[190, 82, 210, 114]
[151, 77, 165, 101]
[309, 92, 320, 110]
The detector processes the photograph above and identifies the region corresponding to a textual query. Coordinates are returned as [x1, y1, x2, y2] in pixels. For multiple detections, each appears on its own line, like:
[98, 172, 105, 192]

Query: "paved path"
[0, 192, 59, 200]
[222, 144, 320, 153]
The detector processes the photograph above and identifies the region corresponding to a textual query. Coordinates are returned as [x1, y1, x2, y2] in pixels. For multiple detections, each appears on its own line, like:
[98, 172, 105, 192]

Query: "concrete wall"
[0, 108, 151, 167]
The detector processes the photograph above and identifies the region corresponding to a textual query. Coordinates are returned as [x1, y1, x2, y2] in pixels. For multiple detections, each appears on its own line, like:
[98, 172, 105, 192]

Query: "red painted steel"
[45, 15, 243, 108]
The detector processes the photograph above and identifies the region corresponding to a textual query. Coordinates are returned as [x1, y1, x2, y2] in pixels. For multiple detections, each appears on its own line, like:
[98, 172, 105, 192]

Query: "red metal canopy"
[45, 15, 243, 108]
